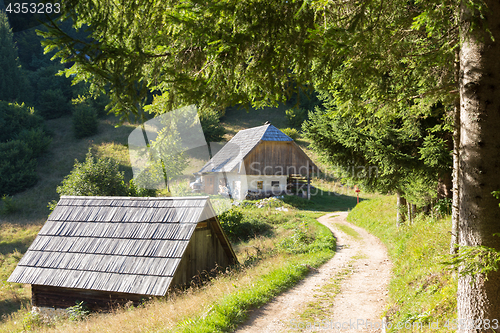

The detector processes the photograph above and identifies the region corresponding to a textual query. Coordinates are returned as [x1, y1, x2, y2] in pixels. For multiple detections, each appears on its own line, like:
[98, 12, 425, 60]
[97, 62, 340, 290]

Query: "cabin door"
[204, 176, 215, 194]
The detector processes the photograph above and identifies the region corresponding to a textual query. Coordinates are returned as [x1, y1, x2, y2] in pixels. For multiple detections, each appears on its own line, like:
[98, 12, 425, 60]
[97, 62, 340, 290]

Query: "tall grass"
[347, 195, 456, 332]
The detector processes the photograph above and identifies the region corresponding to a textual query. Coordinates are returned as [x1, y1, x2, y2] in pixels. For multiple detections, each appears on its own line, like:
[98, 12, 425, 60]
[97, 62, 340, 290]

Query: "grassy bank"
[347, 196, 456, 332]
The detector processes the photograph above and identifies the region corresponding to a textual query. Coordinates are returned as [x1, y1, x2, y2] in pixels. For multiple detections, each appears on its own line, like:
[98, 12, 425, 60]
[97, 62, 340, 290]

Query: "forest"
[1, 0, 500, 332]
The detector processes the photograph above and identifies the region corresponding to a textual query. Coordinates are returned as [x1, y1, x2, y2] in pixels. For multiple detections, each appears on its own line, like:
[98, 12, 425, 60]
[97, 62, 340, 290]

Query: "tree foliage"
[72, 101, 98, 138]
[0, 101, 51, 195]
[303, 93, 452, 204]
[57, 151, 129, 197]
[0, 10, 27, 102]
[0, 140, 38, 195]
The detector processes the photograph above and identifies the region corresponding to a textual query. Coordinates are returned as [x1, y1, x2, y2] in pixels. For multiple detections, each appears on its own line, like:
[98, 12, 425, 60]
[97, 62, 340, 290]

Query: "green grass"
[333, 224, 361, 240]
[220, 104, 289, 138]
[2, 114, 136, 224]
[347, 195, 456, 332]
[297, 259, 355, 325]
[282, 190, 359, 212]
[0, 225, 39, 318]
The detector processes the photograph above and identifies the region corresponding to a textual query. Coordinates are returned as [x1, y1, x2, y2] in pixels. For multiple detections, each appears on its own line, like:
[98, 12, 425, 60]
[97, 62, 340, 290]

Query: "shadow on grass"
[283, 190, 367, 212]
[0, 297, 29, 322]
[0, 241, 31, 256]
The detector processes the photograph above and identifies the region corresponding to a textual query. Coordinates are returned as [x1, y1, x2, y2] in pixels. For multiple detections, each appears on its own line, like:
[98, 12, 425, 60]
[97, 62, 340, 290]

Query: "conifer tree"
[0, 11, 24, 102]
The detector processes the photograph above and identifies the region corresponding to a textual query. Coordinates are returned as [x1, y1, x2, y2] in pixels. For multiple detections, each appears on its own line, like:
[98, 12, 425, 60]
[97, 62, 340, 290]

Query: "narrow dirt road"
[235, 212, 392, 332]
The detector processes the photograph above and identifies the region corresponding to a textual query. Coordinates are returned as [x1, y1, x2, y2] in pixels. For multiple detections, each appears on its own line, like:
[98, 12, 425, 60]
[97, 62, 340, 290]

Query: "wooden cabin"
[198, 122, 319, 200]
[8, 196, 237, 310]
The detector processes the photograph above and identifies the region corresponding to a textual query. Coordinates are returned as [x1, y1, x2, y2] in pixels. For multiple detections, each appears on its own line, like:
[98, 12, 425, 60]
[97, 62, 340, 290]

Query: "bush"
[72, 103, 99, 138]
[281, 127, 299, 140]
[128, 179, 157, 197]
[0, 140, 38, 195]
[0, 101, 43, 142]
[16, 127, 52, 158]
[0, 195, 18, 214]
[67, 301, 90, 321]
[37, 88, 70, 119]
[91, 93, 111, 117]
[218, 208, 271, 242]
[285, 108, 308, 129]
[57, 151, 129, 196]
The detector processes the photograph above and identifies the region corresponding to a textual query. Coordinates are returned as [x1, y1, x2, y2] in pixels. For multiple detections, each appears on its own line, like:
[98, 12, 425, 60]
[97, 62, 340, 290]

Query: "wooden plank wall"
[244, 141, 316, 175]
[32, 285, 147, 310]
[170, 219, 232, 287]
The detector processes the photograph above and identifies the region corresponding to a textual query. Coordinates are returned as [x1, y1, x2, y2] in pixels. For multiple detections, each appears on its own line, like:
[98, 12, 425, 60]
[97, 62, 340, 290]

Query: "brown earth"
[234, 212, 392, 332]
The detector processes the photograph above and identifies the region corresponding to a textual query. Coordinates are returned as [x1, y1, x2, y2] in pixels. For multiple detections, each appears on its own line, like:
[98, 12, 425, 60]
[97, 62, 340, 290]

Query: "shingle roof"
[199, 123, 292, 173]
[8, 196, 216, 296]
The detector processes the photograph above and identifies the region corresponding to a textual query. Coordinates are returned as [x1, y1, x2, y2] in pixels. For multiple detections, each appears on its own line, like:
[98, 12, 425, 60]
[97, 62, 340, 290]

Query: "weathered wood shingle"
[8, 196, 216, 296]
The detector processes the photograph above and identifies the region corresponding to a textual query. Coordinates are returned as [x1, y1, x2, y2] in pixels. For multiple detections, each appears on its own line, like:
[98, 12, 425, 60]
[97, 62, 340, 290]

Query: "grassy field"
[220, 104, 289, 139]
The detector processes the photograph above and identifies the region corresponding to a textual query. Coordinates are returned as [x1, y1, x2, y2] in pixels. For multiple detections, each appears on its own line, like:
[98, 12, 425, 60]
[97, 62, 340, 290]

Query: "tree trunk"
[458, 0, 500, 328]
[450, 82, 460, 255]
[407, 202, 412, 224]
[437, 172, 453, 199]
[396, 191, 406, 226]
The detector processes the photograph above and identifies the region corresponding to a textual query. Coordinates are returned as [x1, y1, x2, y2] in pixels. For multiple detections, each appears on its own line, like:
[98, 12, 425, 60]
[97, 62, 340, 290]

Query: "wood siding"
[32, 285, 148, 310]
[170, 218, 234, 287]
[244, 141, 316, 175]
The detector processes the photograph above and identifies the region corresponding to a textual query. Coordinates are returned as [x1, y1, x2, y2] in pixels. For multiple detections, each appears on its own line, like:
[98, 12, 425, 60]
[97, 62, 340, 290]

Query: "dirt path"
[234, 212, 392, 332]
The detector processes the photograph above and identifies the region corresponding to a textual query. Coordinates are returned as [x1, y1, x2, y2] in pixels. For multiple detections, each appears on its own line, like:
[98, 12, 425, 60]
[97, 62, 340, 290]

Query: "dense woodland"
[1, 0, 500, 331]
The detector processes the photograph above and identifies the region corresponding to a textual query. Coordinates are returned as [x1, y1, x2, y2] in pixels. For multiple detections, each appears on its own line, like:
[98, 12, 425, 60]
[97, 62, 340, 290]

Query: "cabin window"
[257, 181, 263, 189]
[271, 181, 280, 187]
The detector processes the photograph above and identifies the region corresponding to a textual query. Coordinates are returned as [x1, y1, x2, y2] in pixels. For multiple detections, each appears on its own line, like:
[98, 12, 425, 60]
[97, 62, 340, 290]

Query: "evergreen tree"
[0, 10, 25, 102]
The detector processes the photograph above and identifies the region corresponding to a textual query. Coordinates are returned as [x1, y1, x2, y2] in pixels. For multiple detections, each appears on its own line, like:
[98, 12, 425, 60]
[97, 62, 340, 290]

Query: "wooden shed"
[198, 122, 319, 199]
[8, 196, 237, 310]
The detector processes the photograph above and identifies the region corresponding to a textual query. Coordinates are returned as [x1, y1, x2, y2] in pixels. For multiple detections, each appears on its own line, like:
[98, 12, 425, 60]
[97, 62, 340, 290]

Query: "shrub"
[22, 311, 44, 331]
[72, 102, 99, 138]
[281, 127, 299, 140]
[218, 208, 271, 242]
[91, 93, 111, 118]
[0, 194, 18, 214]
[199, 108, 225, 143]
[37, 88, 70, 119]
[67, 301, 90, 321]
[0, 101, 43, 142]
[16, 127, 52, 158]
[277, 222, 312, 253]
[128, 179, 157, 197]
[285, 107, 308, 129]
[57, 151, 129, 196]
[0, 140, 38, 195]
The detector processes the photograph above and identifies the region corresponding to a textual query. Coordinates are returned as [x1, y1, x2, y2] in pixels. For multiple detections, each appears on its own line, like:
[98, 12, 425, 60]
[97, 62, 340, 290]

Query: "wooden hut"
[8, 196, 237, 310]
[198, 122, 319, 200]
